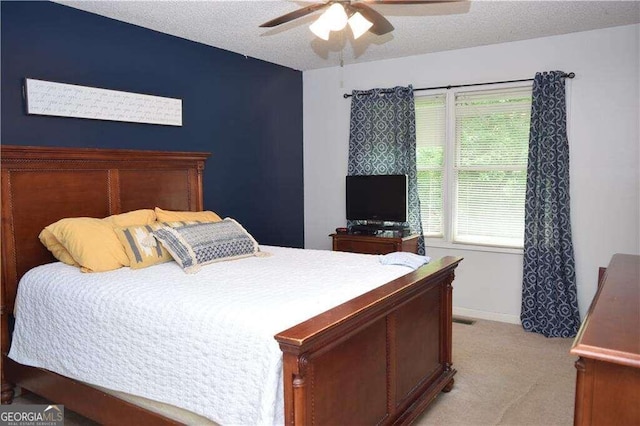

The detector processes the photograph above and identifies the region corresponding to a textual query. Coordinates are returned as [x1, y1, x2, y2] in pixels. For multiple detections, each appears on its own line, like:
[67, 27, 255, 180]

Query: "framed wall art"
[23, 78, 182, 126]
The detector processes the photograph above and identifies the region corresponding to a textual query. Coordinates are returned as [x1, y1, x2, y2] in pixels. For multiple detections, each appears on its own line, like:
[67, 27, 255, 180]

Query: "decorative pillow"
[114, 223, 171, 270]
[38, 228, 79, 266]
[114, 221, 201, 270]
[153, 218, 260, 274]
[43, 217, 131, 272]
[155, 207, 222, 223]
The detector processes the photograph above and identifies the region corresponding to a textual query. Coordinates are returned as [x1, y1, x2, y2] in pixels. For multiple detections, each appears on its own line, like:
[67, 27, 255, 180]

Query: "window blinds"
[415, 95, 446, 236]
[454, 87, 532, 247]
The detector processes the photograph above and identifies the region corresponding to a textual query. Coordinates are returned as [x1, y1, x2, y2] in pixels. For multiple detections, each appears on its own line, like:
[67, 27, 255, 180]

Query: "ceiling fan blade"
[350, 3, 394, 35]
[259, 3, 328, 28]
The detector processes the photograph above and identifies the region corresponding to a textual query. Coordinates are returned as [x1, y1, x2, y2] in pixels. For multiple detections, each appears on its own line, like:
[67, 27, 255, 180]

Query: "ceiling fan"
[260, 1, 460, 40]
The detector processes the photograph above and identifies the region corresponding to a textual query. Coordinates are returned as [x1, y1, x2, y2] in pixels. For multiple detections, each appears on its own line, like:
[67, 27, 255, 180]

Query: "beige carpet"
[416, 319, 576, 426]
[14, 319, 576, 425]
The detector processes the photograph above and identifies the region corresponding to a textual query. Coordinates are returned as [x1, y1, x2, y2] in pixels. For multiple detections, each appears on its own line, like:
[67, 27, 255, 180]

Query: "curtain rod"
[342, 72, 576, 99]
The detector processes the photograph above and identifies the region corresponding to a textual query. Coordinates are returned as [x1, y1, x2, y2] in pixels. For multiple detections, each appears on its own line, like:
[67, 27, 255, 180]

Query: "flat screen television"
[346, 174, 407, 223]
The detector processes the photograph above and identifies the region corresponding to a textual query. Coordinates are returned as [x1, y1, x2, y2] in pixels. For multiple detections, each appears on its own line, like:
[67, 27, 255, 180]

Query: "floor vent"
[452, 316, 476, 325]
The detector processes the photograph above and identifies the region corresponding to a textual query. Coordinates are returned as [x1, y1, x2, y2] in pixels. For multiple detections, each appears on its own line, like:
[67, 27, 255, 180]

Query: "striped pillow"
[115, 221, 200, 270]
[153, 218, 259, 274]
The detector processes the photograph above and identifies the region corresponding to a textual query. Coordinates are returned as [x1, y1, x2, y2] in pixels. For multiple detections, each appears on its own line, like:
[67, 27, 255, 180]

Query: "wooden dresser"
[570, 254, 640, 426]
[331, 234, 419, 255]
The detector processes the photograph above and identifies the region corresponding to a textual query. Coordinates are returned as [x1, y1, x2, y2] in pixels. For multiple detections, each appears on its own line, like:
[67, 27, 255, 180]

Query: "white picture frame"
[23, 78, 182, 126]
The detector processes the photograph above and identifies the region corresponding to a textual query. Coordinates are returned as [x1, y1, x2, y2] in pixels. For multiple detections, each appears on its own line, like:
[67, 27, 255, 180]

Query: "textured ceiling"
[55, 0, 640, 71]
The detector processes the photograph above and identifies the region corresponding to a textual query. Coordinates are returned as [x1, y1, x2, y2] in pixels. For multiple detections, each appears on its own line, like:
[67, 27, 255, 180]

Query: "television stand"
[331, 233, 419, 255]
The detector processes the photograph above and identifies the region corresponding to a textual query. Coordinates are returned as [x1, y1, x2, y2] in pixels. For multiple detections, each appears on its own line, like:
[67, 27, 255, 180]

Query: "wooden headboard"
[0, 145, 210, 317]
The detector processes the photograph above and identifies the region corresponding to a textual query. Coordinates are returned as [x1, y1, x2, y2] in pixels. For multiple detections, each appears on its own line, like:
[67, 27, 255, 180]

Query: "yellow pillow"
[38, 228, 79, 266]
[114, 222, 173, 270]
[104, 209, 156, 227]
[44, 217, 130, 272]
[155, 207, 221, 223]
[39, 209, 155, 271]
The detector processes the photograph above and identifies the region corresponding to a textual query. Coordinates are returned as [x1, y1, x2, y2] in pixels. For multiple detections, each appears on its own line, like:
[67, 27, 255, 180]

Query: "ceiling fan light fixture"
[309, 16, 331, 40]
[309, 3, 348, 40]
[348, 12, 373, 39]
[323, 3, 349, 31]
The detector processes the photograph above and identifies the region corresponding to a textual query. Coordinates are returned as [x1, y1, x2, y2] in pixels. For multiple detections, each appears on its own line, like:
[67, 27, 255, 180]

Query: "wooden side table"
[330, 233, 419, 255]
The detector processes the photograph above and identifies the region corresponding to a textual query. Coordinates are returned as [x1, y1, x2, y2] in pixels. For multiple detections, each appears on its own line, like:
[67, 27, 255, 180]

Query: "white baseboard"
[453, 306, 521, 325]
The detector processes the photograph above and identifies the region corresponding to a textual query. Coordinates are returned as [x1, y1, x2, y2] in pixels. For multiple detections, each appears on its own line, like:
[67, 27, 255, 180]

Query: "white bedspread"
[8, 246, 412, 426]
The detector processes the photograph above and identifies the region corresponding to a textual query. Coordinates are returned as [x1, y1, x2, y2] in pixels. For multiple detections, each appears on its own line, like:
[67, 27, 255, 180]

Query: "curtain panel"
[521, 71, 580, 338]
[347, 86, 425, 255]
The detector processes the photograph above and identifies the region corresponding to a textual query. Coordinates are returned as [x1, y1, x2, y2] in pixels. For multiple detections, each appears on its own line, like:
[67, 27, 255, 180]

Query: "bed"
[0, 145, 462, 425]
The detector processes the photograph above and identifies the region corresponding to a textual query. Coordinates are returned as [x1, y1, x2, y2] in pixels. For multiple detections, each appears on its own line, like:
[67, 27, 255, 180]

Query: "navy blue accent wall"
[1, 1, 304, 248]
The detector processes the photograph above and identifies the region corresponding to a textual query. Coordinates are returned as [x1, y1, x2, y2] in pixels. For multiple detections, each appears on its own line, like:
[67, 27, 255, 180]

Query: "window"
[415, 95, 446, 237]
[415, 85, 532, 249]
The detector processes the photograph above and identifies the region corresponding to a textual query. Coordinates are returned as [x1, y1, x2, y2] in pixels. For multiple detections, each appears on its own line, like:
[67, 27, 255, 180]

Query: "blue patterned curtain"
[347, 86, 425, 255]
[521, 71, 580, 338]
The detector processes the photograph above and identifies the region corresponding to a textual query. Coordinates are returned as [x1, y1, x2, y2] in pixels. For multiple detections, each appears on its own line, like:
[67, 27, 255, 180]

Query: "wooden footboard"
[276, 256, 461, 425]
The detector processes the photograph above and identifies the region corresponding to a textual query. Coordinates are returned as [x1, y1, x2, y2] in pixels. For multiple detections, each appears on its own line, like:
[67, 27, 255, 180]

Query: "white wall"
[303, 24, 640, 323]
